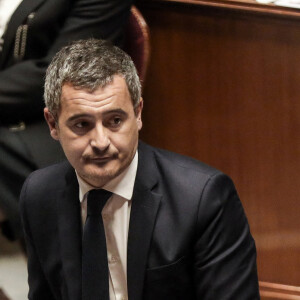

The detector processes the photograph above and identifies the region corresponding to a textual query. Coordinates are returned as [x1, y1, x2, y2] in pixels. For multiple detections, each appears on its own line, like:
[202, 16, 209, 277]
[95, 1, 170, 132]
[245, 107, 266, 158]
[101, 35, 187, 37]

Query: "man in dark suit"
[20, 39, 260, 299]
[0, 0, 133, 240]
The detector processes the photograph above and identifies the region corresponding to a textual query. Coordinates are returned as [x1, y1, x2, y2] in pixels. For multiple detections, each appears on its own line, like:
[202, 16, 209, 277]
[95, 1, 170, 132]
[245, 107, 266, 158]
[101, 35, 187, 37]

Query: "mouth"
[89, 157, 112, 163]
[83, 152, 118, 165]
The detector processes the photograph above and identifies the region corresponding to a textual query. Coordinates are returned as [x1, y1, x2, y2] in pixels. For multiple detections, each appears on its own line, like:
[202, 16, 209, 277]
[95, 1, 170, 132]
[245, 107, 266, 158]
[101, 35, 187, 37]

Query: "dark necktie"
[82, 189, 112, 300]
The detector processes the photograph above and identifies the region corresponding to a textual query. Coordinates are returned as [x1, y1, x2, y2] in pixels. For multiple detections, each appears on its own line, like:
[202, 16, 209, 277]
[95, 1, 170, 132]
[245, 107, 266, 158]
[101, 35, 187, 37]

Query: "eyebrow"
[102, 109, 128, 117]
[67, 114, 92, 123]
[66, 109, 128, 123]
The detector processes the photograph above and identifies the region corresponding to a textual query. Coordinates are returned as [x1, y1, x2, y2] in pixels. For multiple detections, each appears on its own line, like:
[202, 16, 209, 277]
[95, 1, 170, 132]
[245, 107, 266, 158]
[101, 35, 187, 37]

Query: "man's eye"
[113, 117, 121, 125]
[108, 117, 122, 128]
[75, 121, 89, 128]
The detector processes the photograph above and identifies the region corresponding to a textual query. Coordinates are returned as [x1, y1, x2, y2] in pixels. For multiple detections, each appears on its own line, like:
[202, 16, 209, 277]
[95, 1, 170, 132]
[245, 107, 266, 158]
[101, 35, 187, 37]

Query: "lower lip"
[90, 157, 112, 163]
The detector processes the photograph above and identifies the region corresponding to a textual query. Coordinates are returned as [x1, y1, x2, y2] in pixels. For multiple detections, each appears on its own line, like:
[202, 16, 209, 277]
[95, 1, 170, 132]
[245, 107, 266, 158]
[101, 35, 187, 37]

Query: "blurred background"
[138, 0, 300, 298]
[0, 235, 27, 299]
[1, 0, 300, 299]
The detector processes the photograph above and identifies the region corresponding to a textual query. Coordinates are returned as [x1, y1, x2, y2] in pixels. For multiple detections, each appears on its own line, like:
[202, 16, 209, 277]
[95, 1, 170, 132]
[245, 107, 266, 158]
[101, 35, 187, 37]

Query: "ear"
[135, 98, 143, 131]
[44, 108, 60, 140]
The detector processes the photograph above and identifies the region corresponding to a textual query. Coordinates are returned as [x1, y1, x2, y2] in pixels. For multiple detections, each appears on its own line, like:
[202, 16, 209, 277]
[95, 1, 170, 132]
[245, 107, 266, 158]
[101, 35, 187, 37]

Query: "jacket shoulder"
[140, 142, 222, 178]
[20, 160, 74, 200]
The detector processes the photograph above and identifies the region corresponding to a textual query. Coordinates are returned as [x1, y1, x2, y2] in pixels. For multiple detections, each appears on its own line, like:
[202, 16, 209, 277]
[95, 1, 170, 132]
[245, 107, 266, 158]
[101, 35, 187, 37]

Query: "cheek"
[60, 136, 88, 158]
[117, 129, 139, 155]
[108, 136, 130, 158]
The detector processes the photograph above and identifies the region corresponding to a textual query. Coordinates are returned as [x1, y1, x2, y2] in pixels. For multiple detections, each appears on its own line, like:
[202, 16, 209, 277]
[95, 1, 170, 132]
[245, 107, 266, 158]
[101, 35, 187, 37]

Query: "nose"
[90, 123, 110, 152]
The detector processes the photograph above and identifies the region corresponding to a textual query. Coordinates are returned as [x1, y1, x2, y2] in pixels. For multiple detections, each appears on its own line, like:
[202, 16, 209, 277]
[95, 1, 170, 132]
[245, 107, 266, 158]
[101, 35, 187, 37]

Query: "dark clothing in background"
[0, 0, 133, 240]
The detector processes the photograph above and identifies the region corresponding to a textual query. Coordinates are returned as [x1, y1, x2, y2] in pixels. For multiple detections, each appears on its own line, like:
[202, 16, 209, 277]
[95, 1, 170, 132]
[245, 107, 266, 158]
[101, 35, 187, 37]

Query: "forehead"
[60, 75, 132, 111]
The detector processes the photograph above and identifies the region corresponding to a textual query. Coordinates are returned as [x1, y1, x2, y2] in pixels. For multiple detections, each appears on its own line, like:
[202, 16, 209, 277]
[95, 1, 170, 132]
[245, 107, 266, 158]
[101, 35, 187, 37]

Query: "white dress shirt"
[77, 152, 138, 300]
[0, 0, 23, 37]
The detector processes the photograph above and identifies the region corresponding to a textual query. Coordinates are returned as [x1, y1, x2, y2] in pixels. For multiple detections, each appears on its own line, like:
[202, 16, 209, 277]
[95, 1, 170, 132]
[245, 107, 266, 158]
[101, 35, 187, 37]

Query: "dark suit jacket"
[20, 142, 260, 300]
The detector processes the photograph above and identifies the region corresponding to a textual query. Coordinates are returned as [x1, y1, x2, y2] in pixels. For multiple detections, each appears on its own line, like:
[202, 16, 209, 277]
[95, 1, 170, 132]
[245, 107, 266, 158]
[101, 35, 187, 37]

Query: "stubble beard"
[79, 154, 132, 188]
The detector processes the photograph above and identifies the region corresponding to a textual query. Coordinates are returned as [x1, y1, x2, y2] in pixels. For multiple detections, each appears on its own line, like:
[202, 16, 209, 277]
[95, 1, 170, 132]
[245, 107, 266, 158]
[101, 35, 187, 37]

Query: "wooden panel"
[160, 0, 300, 19]
[260, 282, 300, 299]
[138, 1, 300, 286]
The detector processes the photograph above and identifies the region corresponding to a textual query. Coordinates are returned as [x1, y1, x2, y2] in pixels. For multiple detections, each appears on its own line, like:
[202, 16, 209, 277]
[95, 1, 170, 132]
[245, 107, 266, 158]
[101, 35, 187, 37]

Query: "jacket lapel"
[58, 165, 82, 300]
[0, 0, 46, 66]
[127, 142, 162, 300]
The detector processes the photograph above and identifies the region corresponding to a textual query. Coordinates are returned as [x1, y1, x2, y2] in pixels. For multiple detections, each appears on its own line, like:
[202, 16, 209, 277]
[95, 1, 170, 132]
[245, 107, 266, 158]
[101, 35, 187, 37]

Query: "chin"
[78, 156, 132, 186]
[80, 165, 119, 186]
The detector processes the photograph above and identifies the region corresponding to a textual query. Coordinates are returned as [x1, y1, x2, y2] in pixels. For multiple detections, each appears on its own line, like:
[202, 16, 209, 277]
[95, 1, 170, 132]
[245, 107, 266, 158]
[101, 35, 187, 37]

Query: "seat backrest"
[124, 6, 150, 87]
[0, 288, 10, 300]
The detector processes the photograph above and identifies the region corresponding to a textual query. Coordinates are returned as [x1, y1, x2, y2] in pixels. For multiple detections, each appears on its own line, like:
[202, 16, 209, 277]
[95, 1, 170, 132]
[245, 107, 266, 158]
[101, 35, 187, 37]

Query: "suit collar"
[0, 0, 46, 66]
[135, 141, 158, 190]
[127, 141, 162, 300]
[58, 163, 82, 300]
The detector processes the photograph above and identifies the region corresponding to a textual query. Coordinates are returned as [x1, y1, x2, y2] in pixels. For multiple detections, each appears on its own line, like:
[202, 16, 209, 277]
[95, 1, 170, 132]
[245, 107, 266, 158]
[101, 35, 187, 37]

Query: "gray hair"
[44, 39, 141, 119]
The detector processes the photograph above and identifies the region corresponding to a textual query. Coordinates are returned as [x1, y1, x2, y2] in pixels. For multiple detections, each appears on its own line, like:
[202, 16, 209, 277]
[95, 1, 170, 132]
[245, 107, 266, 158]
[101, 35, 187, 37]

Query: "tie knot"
[87, 189, 112, 216]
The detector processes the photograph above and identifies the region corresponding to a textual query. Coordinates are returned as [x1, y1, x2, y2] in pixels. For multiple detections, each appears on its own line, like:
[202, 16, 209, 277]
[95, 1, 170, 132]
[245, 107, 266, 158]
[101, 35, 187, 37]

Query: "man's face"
[44, 75, 143, 187]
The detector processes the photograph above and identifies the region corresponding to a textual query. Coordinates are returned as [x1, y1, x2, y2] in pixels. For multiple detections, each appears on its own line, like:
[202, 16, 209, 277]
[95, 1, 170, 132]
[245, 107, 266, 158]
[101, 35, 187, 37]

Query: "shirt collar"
[76, 151, 138, 202]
